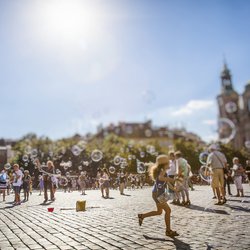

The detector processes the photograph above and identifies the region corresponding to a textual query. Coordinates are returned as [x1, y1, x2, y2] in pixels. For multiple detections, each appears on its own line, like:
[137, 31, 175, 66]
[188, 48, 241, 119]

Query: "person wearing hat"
[137, 155, 179, 237]
[206, 144, 227, 205]
[23, 170, 31, 201]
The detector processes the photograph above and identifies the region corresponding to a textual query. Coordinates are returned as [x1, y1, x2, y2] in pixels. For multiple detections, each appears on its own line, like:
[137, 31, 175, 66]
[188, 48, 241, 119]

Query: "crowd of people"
[0, 160, 147, 204]
[0, 145, 250, 237]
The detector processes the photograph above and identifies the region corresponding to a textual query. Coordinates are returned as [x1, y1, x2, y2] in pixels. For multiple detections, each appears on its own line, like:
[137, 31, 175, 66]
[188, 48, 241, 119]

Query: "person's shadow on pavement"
[143, 234, 191, 249]
[187, 204, 229, 215]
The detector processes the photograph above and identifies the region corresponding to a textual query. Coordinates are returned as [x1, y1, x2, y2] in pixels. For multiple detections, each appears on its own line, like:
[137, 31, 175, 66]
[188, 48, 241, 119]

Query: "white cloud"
[202, 119, 217, 125]
[171, 100, 215, 116]
[203, 134, 218, 143]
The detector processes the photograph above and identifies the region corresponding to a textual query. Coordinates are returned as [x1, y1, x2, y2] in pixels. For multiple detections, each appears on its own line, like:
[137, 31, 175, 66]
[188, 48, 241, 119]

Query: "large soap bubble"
[199, 165, 212, 183]
[218, 118, 236, 144]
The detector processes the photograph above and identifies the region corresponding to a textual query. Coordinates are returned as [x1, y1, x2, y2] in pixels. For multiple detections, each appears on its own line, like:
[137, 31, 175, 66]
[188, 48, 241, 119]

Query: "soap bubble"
[109, 166, 116, 174]
[91, 149, 103, 162]
[24, 146, 32, 155]
[199, 152, 209, 165]
[199, 165, 212, 183]
[71, 145, 81, 156]
[146, 145, 155, 154]
[59, 176, 68, 186]
[31, 149, 38, 158]
[22, 155, 29, 162]
[114, 156, 122, 165]
[56, 169, 61, 175]
[140, 152, 145, 158]
[218, 118, 236, 144]
[78, 166, 83, 171]
[245, 141, 250, 149]
[137, 162, 146, 174]
[4, 163, 11, 170]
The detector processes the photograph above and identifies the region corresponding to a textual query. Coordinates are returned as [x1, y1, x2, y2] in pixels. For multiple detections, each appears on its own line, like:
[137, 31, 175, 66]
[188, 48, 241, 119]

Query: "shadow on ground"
[143, 234, 191, 249]
[186, 204, 229, 215]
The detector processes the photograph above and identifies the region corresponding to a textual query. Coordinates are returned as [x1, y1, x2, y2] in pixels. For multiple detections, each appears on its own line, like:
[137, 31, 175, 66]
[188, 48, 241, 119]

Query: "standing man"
[206, 144, 227, 205]
[167, 151, 177, 204]
[36, 160, 56, 203]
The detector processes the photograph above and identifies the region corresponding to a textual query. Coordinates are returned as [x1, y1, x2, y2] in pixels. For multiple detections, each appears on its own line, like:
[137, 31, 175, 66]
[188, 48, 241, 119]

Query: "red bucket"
[47, 207, 54, 212]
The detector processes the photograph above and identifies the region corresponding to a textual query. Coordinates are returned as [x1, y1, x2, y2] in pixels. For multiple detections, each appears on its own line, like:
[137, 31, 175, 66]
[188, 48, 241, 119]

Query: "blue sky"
[0, 0, 250, 142]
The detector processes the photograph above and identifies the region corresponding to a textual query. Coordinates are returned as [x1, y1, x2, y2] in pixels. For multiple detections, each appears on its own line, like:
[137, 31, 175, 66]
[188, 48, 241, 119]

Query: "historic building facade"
[217, 63, 250, 150]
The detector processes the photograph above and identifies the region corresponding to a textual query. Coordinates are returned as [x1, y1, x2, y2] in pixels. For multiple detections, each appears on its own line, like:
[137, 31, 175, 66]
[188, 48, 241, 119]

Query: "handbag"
[157, 191, 171, 204]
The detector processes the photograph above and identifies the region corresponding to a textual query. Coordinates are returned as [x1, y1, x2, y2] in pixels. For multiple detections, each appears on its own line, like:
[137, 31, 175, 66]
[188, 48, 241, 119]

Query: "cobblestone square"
[0, 184, 250, 250]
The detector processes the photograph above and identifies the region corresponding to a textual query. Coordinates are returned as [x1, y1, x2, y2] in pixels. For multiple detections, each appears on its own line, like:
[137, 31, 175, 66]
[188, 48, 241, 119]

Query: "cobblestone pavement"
[0, 184, 250, 250]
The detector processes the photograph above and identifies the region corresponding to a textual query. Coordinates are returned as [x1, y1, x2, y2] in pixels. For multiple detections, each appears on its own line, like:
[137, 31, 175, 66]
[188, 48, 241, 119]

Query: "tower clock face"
[225, 102, 237, 113]
[224, 79, 231, 86]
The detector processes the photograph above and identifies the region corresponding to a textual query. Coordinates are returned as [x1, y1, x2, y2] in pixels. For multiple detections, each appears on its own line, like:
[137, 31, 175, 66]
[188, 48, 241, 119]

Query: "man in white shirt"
[12, 164, 23, 205]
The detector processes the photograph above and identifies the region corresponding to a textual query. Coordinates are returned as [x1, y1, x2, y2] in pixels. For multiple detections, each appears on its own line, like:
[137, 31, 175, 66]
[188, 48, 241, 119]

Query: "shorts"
[13, 186, 21, 194]
[211, 168, 224, 188]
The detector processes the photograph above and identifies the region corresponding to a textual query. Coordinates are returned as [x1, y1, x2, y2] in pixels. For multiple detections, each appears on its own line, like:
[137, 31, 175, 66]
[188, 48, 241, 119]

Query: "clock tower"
[217, 62, 242, 148]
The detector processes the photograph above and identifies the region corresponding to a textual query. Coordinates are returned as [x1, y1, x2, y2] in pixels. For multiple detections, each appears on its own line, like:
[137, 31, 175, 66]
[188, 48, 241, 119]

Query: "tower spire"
[220, 59, 233, 93]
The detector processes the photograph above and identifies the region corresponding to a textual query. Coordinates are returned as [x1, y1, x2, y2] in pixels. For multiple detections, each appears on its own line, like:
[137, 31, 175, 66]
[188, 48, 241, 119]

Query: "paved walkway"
[0, 184, 250, 250]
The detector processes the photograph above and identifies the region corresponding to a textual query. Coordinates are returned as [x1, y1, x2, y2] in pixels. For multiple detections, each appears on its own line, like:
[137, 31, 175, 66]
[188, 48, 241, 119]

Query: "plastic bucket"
[47, 207, 54, 212]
